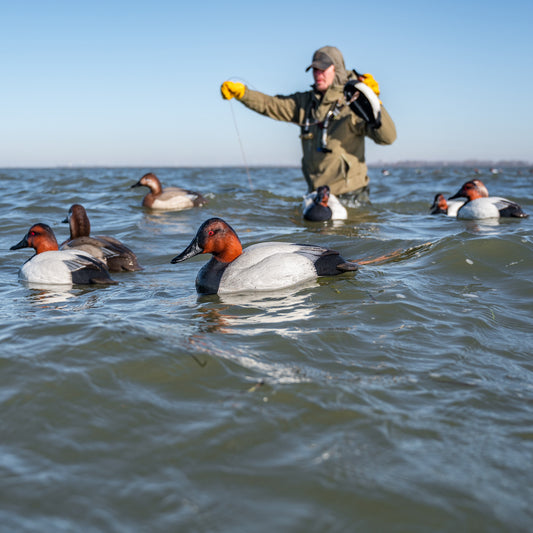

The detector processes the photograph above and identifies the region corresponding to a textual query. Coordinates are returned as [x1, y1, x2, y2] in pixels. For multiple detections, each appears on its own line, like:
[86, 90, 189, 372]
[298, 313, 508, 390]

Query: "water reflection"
[24, 283, 103, 309]
[192, 283, 318, 334]
[460, 218, 501, 234]
[24, 283, 77, 306]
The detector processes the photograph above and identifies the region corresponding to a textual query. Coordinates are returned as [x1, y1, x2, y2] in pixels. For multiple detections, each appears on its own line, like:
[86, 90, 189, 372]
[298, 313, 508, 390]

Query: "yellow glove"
[359, 73, 380, 97]
[220, 81, 246, 100]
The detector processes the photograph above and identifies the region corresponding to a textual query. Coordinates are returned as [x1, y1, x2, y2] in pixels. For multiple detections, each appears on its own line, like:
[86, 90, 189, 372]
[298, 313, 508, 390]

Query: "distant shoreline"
[369, 160, 532, 168]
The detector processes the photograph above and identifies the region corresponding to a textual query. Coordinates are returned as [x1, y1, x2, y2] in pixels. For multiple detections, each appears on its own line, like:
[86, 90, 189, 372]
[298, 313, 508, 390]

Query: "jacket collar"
[311, 83, 344, 106]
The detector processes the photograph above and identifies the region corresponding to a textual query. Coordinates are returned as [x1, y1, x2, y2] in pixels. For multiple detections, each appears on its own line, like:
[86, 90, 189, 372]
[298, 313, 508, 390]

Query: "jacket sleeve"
[365, 105, 397, 145]
[239, 88, 303, 124]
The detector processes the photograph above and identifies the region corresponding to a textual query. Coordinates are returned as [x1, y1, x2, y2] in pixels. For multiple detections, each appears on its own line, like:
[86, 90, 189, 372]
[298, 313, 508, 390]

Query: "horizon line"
[1, 159, 532, 170]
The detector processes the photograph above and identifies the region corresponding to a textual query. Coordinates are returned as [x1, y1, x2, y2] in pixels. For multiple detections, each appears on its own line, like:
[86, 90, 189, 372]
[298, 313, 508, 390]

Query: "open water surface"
[1, 166, 532, 532]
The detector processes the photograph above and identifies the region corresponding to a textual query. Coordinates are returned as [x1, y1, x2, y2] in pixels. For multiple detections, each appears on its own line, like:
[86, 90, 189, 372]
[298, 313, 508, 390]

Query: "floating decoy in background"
[430, 179, 489, 216]
[170, 217, 358, 295]
[60, 204, 143, 272]
[131, 172, 206, 210]
[302, 185, 348, 221]
[449, 180, 528, 219]
[10, 223, 117, 285]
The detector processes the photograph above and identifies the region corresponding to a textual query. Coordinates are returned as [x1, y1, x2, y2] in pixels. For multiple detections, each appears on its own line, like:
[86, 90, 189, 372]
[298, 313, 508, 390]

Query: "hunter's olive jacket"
[240, 74, 397, 196]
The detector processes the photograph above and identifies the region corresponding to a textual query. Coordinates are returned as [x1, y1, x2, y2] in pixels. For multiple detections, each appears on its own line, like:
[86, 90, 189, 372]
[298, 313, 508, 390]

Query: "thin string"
[229, 100, 253, 191]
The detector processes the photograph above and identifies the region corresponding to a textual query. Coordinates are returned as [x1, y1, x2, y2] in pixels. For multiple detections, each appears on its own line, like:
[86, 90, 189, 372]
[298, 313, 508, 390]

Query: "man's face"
[313, 65, 336, 93]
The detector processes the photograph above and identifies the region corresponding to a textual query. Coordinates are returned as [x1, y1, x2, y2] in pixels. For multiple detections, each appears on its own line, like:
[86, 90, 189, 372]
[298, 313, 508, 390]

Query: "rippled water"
[1, 166, 532, 532]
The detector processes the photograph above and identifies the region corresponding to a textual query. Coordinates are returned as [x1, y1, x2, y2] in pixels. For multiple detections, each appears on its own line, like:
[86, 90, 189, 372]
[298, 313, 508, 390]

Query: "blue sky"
[1, 0, 532, 167]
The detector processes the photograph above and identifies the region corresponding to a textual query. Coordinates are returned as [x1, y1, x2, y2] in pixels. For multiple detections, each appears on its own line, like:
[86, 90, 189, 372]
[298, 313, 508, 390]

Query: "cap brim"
[305, 61, 333, 72]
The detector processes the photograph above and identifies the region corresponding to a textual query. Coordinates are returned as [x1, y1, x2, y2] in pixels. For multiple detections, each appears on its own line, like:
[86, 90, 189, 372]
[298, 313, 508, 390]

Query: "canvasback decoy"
[430, 193, 466, 217]
[449, 180, 528, 219]
[131, 172, 206, 211]
[60, 204, 143, 272]
[302, 185, 348, 221]
[10, 223, 117, 285]
[430, 179, 489, 216]
[170, 217, 358, 295]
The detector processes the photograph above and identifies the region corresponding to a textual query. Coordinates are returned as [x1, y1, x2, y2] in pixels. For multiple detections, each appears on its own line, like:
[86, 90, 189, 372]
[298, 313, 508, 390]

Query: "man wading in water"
[221, 45, 397, 206]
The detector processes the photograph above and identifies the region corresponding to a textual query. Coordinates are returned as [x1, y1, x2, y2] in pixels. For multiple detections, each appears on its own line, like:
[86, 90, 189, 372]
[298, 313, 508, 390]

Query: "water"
[1, 166, 532, 532]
